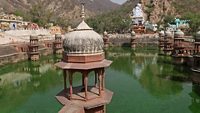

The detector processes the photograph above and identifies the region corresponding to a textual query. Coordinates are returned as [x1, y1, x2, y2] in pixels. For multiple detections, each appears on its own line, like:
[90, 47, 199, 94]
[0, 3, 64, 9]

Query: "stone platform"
[56, 86, 113, 113]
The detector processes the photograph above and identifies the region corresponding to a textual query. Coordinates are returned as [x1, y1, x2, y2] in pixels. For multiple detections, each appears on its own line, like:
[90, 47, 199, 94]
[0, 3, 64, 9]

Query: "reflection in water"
[189, 83, 200, 113]
[0, 48, 200, 113]
[0, 55, 63, 113]
[107, 47, 185, 98]
[106, 47, 200, 113]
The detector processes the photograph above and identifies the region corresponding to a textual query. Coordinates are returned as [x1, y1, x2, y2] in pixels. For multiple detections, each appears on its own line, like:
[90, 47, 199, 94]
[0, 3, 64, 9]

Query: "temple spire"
[81, 2, 85, 21]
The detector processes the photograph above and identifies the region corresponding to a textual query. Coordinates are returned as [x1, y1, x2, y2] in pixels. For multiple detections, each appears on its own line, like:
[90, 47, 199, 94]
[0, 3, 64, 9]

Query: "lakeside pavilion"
[55, 3, 113, 113]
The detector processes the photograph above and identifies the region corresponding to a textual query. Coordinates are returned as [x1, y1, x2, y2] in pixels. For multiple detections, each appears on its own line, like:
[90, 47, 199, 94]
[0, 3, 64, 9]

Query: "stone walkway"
[0, 29, 54, 45]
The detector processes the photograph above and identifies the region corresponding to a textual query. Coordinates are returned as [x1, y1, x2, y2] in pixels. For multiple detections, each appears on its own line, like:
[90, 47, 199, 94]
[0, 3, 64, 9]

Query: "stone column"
[131, 30, 137, 49]
[98, 70, 102, 97]
[83, 71, 88, 100]
[103, 31, 109, 48]
[63, 70, 67, 91]
[159, 30, 165, 51]
[69, 71, 73, 100]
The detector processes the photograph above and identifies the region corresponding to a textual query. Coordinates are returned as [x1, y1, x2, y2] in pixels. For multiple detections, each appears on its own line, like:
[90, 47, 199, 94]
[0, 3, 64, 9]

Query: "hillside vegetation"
[87, 0, 139, 33]
[87, 0, 200, 33]
[173, 0, 200, 33]
[0, 0, 119, 27]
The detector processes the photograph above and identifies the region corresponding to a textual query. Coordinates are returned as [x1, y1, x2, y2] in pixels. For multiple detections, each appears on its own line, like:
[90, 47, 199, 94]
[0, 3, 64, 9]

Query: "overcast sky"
[111, 0, 127, 4]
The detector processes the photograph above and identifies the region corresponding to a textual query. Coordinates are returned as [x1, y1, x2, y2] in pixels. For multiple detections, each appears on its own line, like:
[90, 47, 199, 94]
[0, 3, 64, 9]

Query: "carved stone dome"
[174, 29, 184, 37]
[165, 30, 173, 37]
[63, 21, 104, 54]
[196, 31, 200, 39]
[159, 30, 165, 37]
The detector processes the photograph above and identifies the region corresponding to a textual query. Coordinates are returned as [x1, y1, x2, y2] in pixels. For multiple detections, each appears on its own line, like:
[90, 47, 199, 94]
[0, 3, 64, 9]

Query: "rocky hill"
[0, 0, 119, 26]
[141, 0, 200, 32]
[129, 0, 200, 27]
[87, 0, 200, 33]
[0, 0, 119, 13]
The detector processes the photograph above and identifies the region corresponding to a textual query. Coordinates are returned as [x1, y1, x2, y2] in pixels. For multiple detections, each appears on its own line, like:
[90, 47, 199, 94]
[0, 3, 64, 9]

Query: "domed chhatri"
[63, 21, 104, 54]
[62, 3, 105, 63]
[165, 30, 173, 37]
[174, 29, 184, 37]
[159, 30, 165, 37]
[103, 31, 108, 36]
[55, 3, 113, 113]
[196, 31, 200, 39]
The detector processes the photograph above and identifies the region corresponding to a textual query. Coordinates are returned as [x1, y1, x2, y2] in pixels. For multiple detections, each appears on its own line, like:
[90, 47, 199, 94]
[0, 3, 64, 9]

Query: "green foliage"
[172, 0, 200, 33]
[86, 5, 132, 33]
[145, 3, 154, 20]
[29, 2, 53, 27]
[13, 1, 69, 28]
[183, 12, 200, 33]
[13, 10, 24, 17]
[163, 15, 174, 26]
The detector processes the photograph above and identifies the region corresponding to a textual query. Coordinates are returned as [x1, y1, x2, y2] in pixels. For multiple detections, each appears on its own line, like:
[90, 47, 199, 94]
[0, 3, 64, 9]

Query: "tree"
[29, 1, 53, 27]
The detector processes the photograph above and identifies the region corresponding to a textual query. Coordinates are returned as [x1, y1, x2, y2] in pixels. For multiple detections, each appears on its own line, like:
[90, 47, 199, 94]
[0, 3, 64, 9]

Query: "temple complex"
[192, 31, 200, 72]
[55, 3, 113, 113]
[163, 30, 174, 55]
[28, 35, 39, 61]
[131, 2, 146, 34]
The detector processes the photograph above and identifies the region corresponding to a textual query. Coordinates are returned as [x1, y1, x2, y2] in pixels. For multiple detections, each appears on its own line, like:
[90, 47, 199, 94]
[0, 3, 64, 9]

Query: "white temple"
[132, 3, 145, 25]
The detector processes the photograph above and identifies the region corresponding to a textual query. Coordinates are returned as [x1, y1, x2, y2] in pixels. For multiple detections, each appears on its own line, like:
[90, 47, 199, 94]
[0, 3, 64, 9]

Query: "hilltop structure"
[167, 18, 190, 32]
[131, 2, 146, 34]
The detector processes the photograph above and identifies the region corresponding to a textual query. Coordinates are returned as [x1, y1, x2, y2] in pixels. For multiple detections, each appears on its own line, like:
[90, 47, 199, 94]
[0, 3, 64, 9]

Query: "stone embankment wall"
[0, 33, 158, 66]
[0, 44, 53, 66]
[108, 33, 158, 47]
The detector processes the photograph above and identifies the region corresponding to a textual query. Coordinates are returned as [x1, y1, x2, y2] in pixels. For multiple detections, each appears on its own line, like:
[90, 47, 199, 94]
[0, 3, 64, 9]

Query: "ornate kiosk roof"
[165, 30, 173, 37]
[63, 21, 104, 54]
[159, 30, 165, 37]
[175, 29, 184, 37]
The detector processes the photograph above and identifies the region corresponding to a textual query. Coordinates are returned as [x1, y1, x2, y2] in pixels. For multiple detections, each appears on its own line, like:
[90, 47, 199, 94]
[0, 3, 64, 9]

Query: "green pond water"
[0, 47, 200, 113]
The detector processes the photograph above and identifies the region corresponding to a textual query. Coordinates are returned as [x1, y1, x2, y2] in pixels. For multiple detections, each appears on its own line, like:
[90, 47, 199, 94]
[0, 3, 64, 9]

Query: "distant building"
[49, 26, 62, 35]
[132, 3, 145, 25]
[0, 13, 24, 30]
[167, 18, 190, 32]
[131, 3, 146, 34]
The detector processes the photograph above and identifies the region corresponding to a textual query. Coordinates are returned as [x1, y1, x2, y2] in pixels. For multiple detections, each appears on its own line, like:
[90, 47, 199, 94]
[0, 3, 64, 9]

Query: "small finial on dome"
[81, 2, 85, 21]
[104, 31, 108, 36]
[131, 30, 136, 36]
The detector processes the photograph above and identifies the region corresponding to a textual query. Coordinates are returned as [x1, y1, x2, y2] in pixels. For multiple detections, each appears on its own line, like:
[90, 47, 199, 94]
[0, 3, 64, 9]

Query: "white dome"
[159, 30, 165, 37]
[174, 29, 184, 37]
[196, 31, 200, 39]
[165, 30, 173, 37]
[131, 30, 136, 36]
[63, 21, 104, 54]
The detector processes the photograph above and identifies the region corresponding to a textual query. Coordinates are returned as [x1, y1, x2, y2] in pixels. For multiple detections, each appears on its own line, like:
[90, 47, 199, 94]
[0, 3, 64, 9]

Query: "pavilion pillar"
[69, 71, 73, 100]
[63, 70, 67, 91]
[83, 71, 88, 100]
[82, 74, 85, 86]
[95, 70, 98, 87]
[98, 70, 102, 97]
[102, 68, 105, 91]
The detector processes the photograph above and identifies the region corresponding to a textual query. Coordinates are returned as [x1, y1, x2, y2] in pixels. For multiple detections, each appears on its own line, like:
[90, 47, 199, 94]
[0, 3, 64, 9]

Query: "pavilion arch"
[62, 68, 105, 101]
